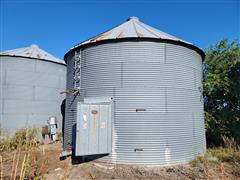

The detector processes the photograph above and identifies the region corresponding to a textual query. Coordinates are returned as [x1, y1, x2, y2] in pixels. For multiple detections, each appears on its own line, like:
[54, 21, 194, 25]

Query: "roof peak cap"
[30, 44, 39, 48]
[127, 16, 139, 21]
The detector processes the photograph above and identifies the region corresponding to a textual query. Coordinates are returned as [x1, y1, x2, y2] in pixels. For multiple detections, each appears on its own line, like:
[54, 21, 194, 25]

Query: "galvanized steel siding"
[64, 54, 79, 149]
[0, 56, 66, 135]
[64, 40, 206, 165]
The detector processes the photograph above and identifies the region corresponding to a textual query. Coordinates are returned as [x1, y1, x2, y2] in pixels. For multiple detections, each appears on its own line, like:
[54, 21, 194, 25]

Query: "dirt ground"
[1, 142, 240, 180]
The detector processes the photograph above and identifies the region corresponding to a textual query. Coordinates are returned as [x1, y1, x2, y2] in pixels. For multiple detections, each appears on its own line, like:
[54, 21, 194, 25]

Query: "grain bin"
[0, 44, 66, 135]
[63, 17, 206, 165]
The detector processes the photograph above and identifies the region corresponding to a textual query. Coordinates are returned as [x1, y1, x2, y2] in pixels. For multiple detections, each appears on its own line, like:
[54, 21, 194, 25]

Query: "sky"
[0, 0, 239, 60]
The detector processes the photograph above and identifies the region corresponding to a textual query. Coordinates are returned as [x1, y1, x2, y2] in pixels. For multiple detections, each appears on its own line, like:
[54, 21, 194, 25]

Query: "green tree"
[203, 39, 240, 146]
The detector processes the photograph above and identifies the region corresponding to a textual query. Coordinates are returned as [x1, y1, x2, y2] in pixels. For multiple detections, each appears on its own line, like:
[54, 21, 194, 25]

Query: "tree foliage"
[203, 39, 240, 146]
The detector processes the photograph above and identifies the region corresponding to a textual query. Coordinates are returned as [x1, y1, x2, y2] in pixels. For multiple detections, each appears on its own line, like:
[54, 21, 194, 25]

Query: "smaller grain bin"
[64, 17, 206, 165]
[0, 44, 66, 135]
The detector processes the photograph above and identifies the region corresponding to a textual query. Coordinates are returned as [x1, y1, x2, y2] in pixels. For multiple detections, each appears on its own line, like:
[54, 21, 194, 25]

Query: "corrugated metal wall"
[64, 40, 206, 165]
[0, 56, 66, 135]
[64, 53, 82, 149]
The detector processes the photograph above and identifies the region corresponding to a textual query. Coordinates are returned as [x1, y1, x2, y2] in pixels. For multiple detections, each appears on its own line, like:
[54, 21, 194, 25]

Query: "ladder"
[73, 50, 81, 92]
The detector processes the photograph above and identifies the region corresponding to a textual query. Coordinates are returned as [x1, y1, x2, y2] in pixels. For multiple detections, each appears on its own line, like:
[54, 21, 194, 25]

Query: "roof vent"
[127, 16, 139, 21]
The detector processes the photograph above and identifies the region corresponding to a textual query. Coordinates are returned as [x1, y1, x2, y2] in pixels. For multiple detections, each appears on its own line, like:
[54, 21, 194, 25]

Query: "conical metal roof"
[0, 44, 65, 64]
[65, 16, 204, 61]
[71, 16, 192, 50]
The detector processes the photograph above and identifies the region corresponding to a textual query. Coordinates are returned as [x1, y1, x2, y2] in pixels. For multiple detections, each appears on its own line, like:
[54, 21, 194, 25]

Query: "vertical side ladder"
[74, 50, 81, 91]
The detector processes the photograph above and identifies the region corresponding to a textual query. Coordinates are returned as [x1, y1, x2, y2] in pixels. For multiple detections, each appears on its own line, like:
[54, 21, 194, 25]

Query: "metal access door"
[75, 101, 112, 156]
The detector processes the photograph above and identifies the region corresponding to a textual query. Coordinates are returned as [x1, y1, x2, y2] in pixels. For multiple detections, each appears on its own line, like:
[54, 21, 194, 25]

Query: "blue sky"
[0, 0, 239, 59]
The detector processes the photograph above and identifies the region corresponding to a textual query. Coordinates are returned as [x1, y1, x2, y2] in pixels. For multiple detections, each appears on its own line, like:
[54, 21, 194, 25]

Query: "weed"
[0, 128, 46, 179]
[0, 128, 39, 152]
[207, 137, 240, 164]
[190, 136, 240, 179]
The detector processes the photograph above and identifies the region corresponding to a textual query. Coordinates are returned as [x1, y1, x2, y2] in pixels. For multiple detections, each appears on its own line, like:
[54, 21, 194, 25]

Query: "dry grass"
[1, 129, 240, 179]
[63, 157, 72, 179]
[190, 136, 240, 179]
[0, 128, 48, 179]
[0, 128, 39, 152]
[191, 136, 240, 166]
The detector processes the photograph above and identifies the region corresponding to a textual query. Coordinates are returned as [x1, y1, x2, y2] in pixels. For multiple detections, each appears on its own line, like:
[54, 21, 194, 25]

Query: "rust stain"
[137, 32, 144, 37]
[116, 32, 125, 39]
[93, 115, 96, 132]
[96, 30, 113, 41]
[90, 29, 113, 43]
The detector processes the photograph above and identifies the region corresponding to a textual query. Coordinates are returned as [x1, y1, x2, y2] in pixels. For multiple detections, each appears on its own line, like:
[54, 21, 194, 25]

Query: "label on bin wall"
[91, 110, 98, 115]
[100, 122, 106, 129]
[83, 123, 87, 129]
